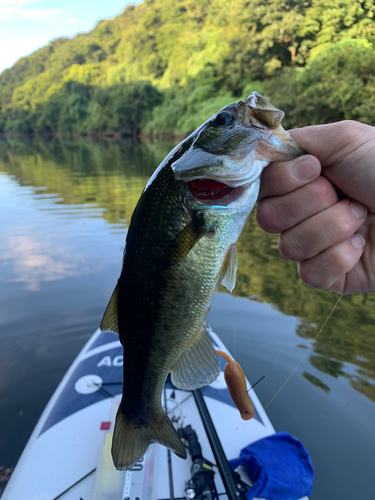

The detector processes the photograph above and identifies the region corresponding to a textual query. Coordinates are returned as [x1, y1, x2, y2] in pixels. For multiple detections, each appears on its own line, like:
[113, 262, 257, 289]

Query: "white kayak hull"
[3, 328, 307, 500]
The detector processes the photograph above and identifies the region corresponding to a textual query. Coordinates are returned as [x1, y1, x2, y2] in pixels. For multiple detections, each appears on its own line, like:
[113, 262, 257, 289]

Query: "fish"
[100, 91, 304, 470]
[216, 350, 255, 420]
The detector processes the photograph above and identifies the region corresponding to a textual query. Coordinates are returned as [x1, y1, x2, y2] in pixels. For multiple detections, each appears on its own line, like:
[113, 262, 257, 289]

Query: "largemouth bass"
[100, 92, 304, 470]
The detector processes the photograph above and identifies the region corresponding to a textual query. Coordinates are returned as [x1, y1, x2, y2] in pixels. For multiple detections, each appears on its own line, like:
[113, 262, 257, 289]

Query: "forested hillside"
[0, 0, 374, 136]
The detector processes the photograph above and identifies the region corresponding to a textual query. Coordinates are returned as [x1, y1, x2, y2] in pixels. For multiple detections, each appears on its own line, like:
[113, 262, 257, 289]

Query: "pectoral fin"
[220, 244, 237, 292]
[165, 218, 208, 263]
[171, 322, 220, 390]
[100, 284, 119, 334]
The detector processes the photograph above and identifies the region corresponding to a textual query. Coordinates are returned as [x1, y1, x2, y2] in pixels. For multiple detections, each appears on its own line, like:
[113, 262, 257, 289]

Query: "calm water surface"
[0, 135, 374, 499]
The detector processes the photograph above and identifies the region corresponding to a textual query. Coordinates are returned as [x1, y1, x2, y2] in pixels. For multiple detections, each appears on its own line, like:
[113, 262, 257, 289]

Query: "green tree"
[299, 0, 375, 61]
[264, 39, 375, 127]
[0, 0, 375, 134]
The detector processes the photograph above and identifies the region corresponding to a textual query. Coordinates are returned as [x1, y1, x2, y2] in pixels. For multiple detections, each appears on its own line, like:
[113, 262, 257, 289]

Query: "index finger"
[290, 122, 375, 212]
[259, 154, 321, 200]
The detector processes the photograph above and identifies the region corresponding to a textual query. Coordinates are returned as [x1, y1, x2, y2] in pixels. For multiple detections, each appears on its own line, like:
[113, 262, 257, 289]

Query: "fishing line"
[233, 290, 237, 359]
[263, 293, 343, 412]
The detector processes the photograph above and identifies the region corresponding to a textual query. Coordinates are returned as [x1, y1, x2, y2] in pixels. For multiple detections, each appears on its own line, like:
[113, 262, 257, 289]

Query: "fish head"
[172, 91, 304, 206]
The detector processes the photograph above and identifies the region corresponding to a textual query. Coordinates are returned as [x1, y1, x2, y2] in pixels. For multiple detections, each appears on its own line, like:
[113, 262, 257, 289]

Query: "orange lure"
[217, 350, 254, 420]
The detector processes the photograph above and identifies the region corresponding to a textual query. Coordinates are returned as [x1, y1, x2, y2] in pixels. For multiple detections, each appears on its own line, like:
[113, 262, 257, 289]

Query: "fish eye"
[214, 111, 234, 127]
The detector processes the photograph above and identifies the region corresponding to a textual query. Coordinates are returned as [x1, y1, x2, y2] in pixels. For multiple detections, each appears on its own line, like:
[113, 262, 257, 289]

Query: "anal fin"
[170, 322, 220, 390]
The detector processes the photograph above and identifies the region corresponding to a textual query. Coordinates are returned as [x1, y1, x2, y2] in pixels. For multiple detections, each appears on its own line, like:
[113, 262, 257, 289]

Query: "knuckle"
[298, 260, 330, 290]
[331, 210, 354, 238]
[297, 262, 318, 288]
[298, 242, 356, 291]
[330, 244, 353, 276]
[313, 177, 338, 206]
[256, 199, 287, 233]
[340, 120, 361, 132]
[278, 231, 305, 261]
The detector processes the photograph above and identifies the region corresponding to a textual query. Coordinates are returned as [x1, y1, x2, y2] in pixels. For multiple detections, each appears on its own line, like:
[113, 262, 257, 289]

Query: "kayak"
[2, 327, 309, 500]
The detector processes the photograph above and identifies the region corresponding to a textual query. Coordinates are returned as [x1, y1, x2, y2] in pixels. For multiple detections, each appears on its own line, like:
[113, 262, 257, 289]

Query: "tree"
[264, 39, 375, 127]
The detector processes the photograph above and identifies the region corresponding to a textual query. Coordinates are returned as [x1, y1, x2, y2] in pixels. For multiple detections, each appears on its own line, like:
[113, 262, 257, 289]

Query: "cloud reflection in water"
[1, 234, 87, 291]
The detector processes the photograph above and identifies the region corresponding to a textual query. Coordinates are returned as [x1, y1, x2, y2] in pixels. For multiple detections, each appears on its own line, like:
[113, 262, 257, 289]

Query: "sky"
[0, 0, 140, 74]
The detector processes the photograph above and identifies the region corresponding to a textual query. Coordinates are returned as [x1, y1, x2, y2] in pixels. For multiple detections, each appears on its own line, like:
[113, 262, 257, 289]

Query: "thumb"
[290, 121, 375, 212]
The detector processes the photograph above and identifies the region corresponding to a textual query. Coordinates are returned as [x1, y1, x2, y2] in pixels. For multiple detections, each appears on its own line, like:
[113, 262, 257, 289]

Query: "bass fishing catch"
[100, 91, 304, 470]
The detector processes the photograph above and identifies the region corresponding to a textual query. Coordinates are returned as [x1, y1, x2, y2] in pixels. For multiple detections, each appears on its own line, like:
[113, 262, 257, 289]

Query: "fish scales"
[100, 92, 305, 470]
[118, 165, 239, 413]
[118, 166, 214, 412]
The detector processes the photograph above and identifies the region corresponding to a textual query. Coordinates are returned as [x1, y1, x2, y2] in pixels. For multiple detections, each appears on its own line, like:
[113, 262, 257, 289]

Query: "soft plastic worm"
[216, 350, 254, 420]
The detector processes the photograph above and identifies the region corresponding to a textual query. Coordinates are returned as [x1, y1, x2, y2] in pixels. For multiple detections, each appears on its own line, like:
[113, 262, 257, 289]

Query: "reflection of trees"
[0, 135, 176, 226]
[309, 356, 344, 378]
[303, 372, 330, 393]
[235, 207, 375, 402]
[304, 358, 375, 400]
[1, 135, 375, 402]
[350, 378, 375, 402]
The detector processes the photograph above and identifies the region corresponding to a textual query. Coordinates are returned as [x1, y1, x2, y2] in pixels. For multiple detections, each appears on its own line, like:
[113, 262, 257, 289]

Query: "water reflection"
[0, 135, 374, 499]
[303, 372, 330, 393]
[235, 216, 375, 403]
[1, 134, 374, 401]
[0, 135, 170, 226]
[3, 234, 83, 291]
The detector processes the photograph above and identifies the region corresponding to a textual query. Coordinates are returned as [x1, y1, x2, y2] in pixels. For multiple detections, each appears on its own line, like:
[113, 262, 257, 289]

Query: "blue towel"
[229, 432, 314, 500]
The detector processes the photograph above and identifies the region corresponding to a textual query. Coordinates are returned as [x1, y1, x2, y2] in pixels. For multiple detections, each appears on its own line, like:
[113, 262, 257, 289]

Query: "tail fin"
[111, 407, 187, 470]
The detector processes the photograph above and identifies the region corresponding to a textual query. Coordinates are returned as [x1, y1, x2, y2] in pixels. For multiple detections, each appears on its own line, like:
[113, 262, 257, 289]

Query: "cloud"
[0, 0, 34, 7]
[0, 0, 62, 21]
[0, 0, 32, 19]
[17, 7, 61, 19]
[61, 17, 78, 24]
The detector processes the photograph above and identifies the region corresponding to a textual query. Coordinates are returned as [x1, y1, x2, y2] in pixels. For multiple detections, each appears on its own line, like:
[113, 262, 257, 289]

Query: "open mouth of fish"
[187, 178, 246, 206]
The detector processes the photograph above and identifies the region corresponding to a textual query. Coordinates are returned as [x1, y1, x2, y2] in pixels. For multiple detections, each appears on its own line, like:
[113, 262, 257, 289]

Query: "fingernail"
[350, 201, 367, 219]
[351, 234, 365, 250]
[292, 159, 319, 181]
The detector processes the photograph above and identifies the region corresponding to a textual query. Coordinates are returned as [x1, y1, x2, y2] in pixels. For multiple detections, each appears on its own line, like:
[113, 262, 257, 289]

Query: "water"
[0, 135, 374, 499]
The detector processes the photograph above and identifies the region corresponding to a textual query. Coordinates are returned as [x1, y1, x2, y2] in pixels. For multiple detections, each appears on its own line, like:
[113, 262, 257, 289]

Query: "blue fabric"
[229, 432, 314, 500]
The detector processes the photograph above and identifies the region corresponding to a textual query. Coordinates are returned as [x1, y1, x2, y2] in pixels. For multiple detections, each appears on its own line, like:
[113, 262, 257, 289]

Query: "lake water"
[0, 135, 374, 499]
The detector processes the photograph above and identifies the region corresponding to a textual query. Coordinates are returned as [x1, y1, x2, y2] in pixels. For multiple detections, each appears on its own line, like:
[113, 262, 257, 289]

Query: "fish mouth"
[187, 178, 246, 206]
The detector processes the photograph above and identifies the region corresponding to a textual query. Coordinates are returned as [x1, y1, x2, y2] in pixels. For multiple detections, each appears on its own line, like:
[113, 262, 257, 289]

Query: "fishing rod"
[164, 386, 176, 500]
[192, 389, 247, 500]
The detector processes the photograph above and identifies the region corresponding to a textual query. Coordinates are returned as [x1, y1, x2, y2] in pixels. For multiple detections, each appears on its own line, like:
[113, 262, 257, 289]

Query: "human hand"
[257, 121, 375, 294]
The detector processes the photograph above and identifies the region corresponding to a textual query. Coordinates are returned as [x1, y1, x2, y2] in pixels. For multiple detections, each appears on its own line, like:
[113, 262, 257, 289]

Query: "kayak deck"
[2, 328, 307, 500]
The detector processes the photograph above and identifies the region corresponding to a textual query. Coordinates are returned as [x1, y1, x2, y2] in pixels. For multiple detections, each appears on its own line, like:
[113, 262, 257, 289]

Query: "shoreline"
[0, 131, 187, 142]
